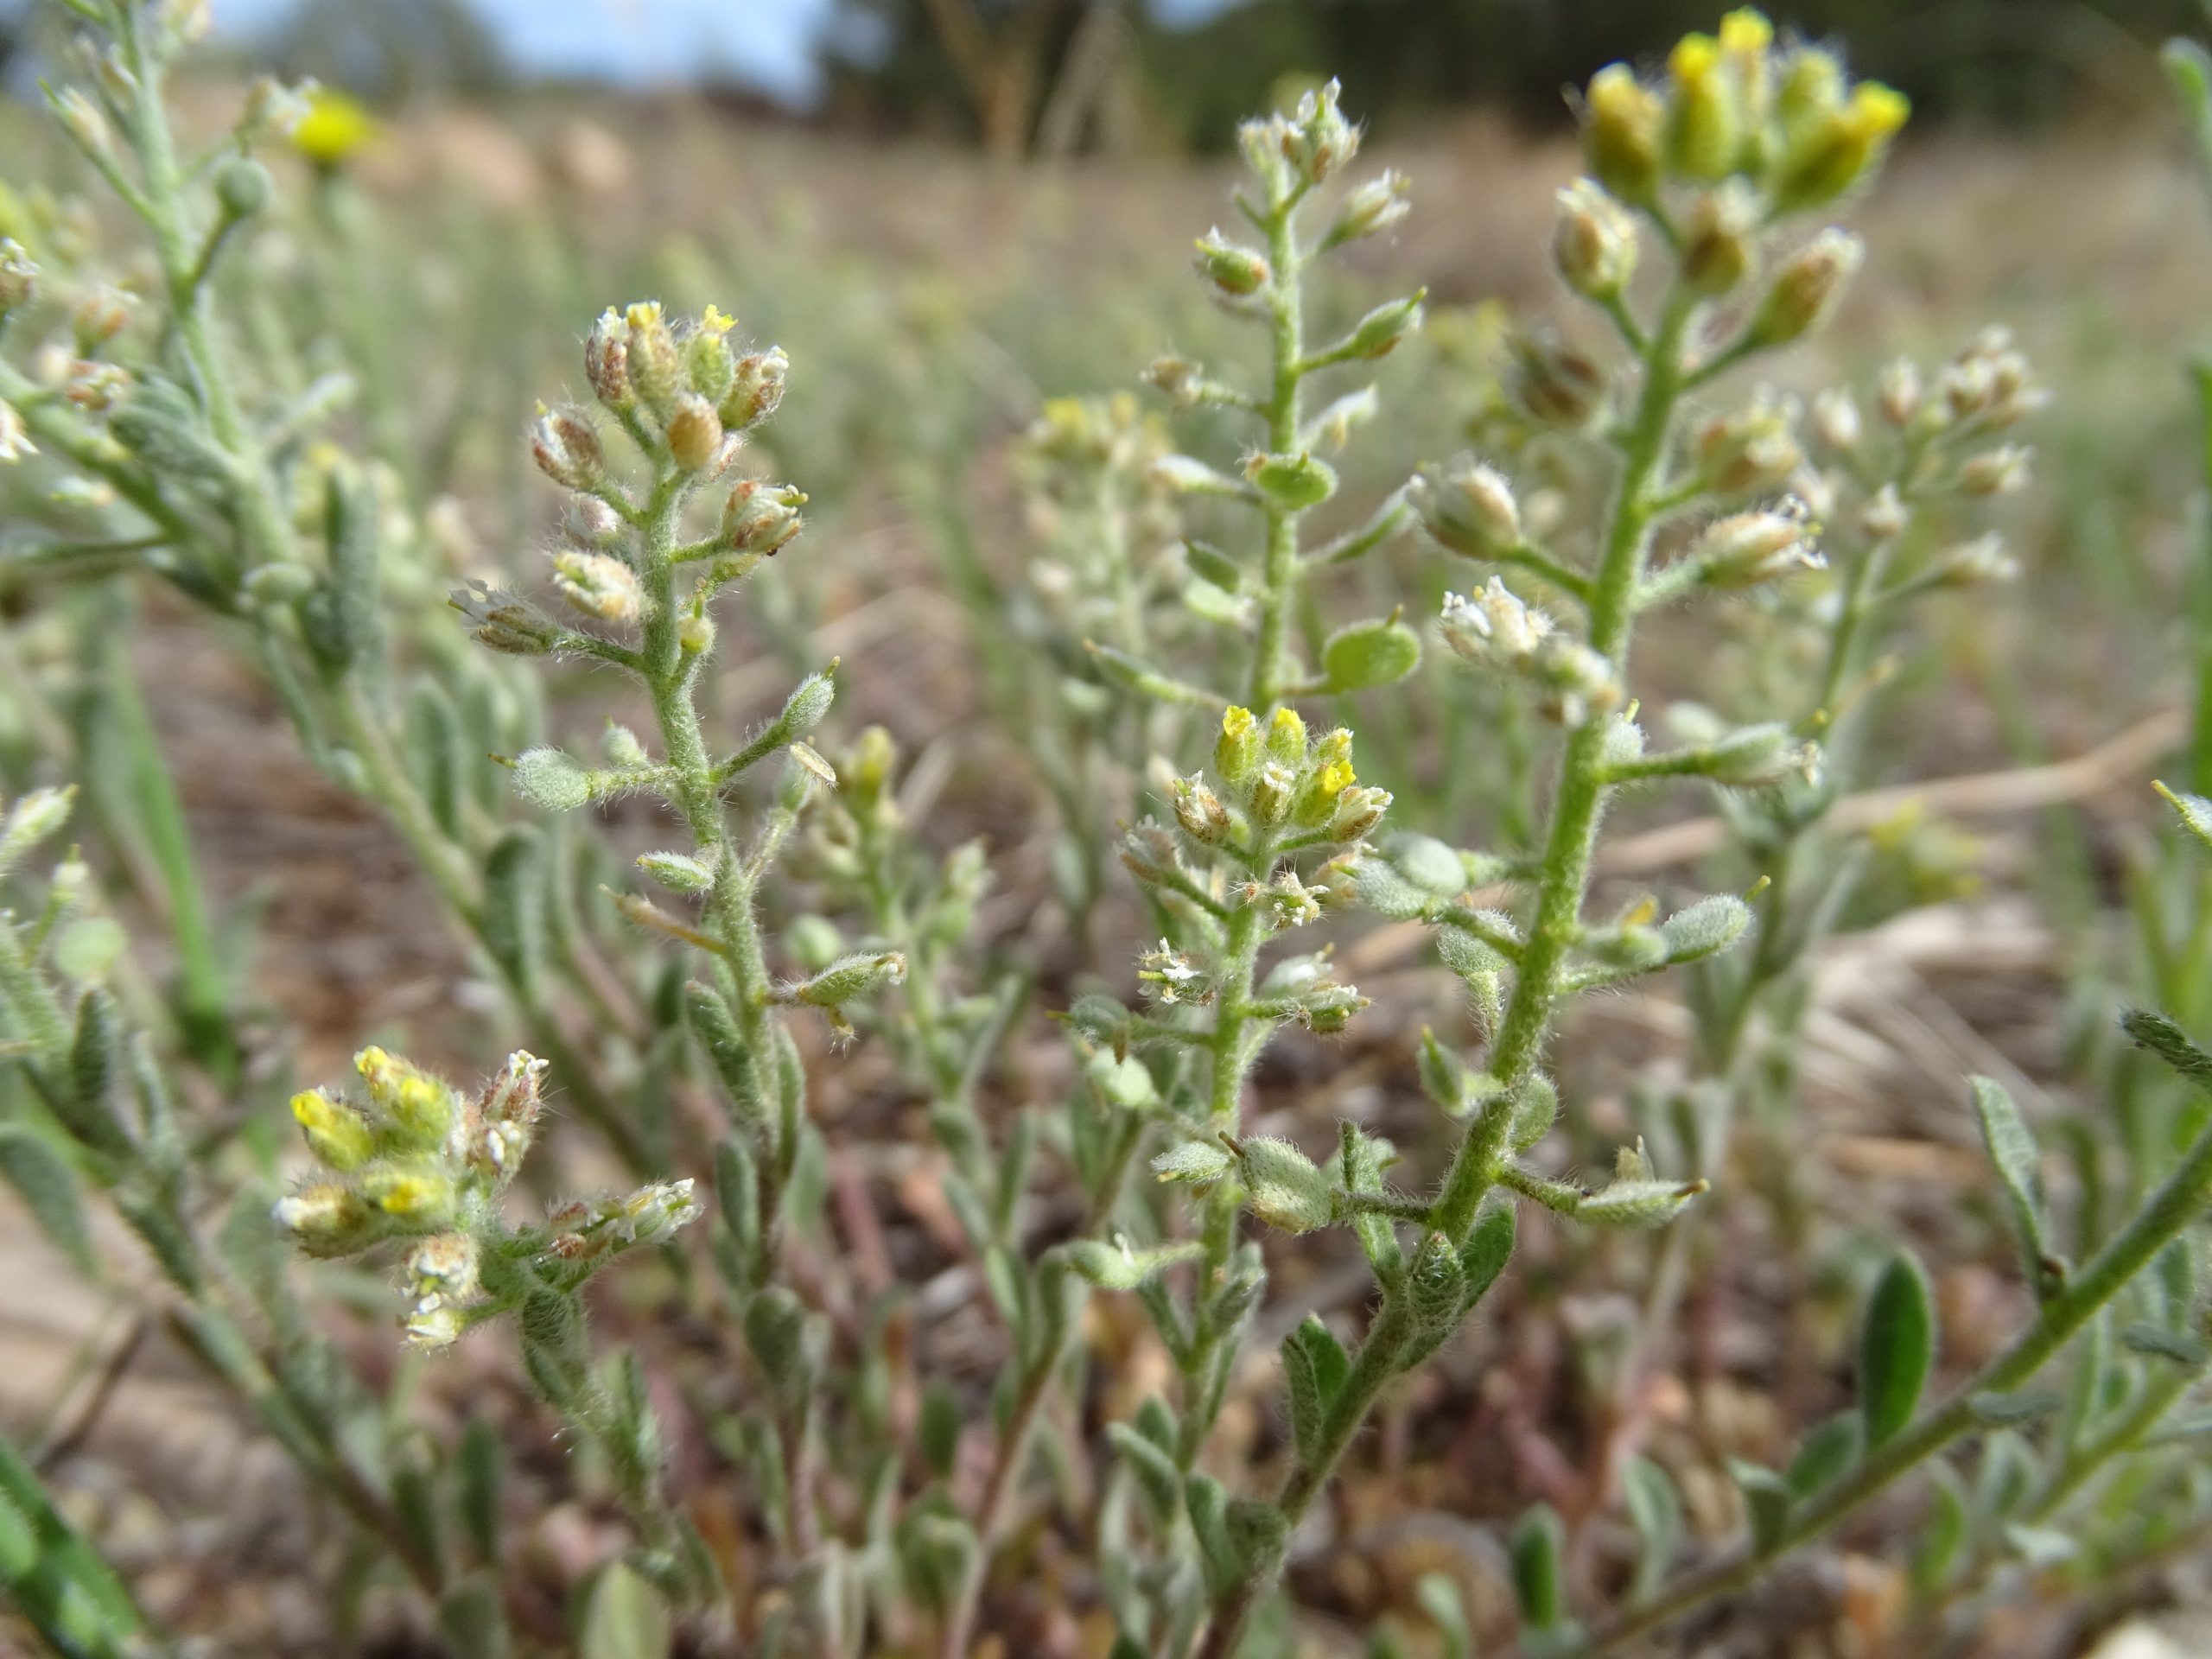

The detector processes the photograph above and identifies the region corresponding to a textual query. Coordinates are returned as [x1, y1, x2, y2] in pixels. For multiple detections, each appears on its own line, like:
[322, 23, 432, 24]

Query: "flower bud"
[1263, 706, 1307, 767]
[355, 1046, 458, 1150]
[551, 550, 641, 622]
[1746, 228, 1863, 348]
[273, 1182, 380, 1257]
[529, 406, 603, 490]
[1553, 179, 1637, 300]
[585, 308, 632, 407]
[1173, 775, 1231, 845]
[1960, 444, 2031, 497]
[1194, 229, 1269, 297]
[73, 288, 132, 351]
[361, 1166, 455, 1227]
[1681, 181, 1757, 296]
[722, 346, 788, 431]
[1582, 65, 1664, 204]
[566, 492, 622, 546]
[1928, 532, 2018, 588]
[1121, 820, 1180, 886]
[1249, 761, 1296, 828]
[480, 1050, 548, 1128]
[1665, 34, 1740, 181]
[623, 302, 680, 416]
[686, 308, 737, 403]
[721, 480, 807, 555]
[452, 581, 561, 655]
[665, 393, 722, 472]
[1413, 459, 1522, 560]
[1216, 705, 1260, 787]
[1144, 354, 1203, 410]
[0, 240, 35, 314]
[1326, 168, 1411, 246]
[679, 607, 715, 656]
[1694, 391, 1802, 495]
[1329, 785, 1390, 843]
[1811, 388, 1862, 452]
[1440, 577, 1552, 667]
[1770, 80, 1909, 213]
[51, 87, 113, 164]
[602, 723, 649, 768]
[1529, 637, 1624, 728]
[1777, 47, 1847, 136]
[291, 1088, 374, 1171]
[1281, 79, 1357, 184]
[1859, 482, 1906, 542]
[1877, 358, 1923, 428]
[1296, 979, 1366, 1033]
[1507, 331, 1606, 428]
[1694, 497, 1824, 588]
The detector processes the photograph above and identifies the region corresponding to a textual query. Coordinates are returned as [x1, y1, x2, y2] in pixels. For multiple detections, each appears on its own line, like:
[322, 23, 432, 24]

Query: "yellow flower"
[292, 87, 376, 169]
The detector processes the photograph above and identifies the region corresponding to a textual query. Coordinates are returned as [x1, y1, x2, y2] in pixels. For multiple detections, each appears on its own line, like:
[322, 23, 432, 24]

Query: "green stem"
[1247, 188, 1308, 714]
[1566, 1107, 2212, 1656]
[1429, 289, 1692, 1246]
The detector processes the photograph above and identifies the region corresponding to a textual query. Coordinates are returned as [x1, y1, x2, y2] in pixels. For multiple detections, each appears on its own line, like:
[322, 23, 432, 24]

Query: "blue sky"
[209, 0, 1238, 101]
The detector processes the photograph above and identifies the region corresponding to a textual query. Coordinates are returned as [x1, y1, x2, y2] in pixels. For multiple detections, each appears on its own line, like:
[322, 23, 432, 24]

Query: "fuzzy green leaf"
[0, 1127, 93, 1274]
[1859, 1250, 1936, 1449]
[1970, 1076, 2056, 1297]
[1509, 1503, 1565, 1630]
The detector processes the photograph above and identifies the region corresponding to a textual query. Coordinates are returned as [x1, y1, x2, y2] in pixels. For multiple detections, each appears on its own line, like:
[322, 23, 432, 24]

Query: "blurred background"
[0, 0, 2203, 153]
[4, 3, 2212, 1654]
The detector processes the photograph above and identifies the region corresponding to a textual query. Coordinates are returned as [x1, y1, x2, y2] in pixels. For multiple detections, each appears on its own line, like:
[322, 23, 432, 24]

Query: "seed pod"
[791, 951, 907, 1009]
[1194, 229, 1269, 296]
[1234, 1136, 1335, 1234]
[1245, 450, 1338, 511]
[512, 747, 594, 812]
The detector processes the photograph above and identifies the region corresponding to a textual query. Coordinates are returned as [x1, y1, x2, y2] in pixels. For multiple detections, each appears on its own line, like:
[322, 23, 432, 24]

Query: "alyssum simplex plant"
[1054, 16, 2199, 1658]
[0, 0, 691, 1173]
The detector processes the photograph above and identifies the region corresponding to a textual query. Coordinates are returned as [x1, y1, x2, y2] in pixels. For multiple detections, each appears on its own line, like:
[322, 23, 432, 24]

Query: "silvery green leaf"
[1859, 1251, 1936, 1449]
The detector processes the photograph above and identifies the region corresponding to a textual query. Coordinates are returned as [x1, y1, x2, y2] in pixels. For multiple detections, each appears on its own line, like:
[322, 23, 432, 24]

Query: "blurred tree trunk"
[919, 0, 1061, 161]
[1037, 1, 1141, 157]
